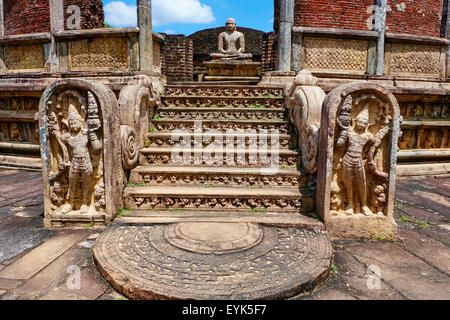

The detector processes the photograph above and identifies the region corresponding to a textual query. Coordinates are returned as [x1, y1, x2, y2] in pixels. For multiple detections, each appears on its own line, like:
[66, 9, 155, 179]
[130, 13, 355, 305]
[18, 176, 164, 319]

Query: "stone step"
[156, 107, 286, 121]
[129, 165, 302, 188]
[124, 186, 302, 213]
[116, 210, 323, 230]
[145, 132, 294, 149]
[139, 147, 299, 167]
[165, 85, 284, 98]
[162, 96, 285, 109]
[151, 119, 291, 133]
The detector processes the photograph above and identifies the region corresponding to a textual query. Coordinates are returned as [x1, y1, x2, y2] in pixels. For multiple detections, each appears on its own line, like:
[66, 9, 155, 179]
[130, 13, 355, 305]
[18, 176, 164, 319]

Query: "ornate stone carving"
[286, 70, 326, 174]
[166, 86, 283, 98]
[400, 101, 450, 120]
[94, 224, 331, 300]
[5, 44, 45, 72]
[39, 79, 122, 228]
[316, 82, 401, 239]
[303, 37, 368, 74]
[68, 37, 128, 72]
[163, 96, 284, 109]
[389, 43, 441, 76]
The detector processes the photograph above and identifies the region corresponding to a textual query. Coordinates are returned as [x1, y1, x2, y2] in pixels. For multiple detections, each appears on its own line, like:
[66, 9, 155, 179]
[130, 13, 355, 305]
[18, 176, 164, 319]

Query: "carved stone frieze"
[5, 44, 45, 72]
[151, 121, 290, 134]
[303, 37, 368, 74]
[399, 102, 450, 120]
[162, 97, 285, 109]
[165, 86, 283, 98]
[389, 43, 441, 76]
[68, 37, 129, 72]
[399, 127, 450, 150]
[141, 151, 298, 167]
[156, 109, 285, 121]
[124, 194, 302, 212]
[132, 172, 301, 188]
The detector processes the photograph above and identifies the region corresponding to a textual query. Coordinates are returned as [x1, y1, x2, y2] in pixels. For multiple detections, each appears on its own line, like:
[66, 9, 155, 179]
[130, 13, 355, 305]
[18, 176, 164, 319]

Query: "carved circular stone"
[94, 223, 332, 300]
[165, 222, 263, 254]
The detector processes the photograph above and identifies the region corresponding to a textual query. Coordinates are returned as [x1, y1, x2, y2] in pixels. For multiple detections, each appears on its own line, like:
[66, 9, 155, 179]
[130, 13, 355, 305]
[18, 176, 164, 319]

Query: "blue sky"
[103, 0, 275, 35]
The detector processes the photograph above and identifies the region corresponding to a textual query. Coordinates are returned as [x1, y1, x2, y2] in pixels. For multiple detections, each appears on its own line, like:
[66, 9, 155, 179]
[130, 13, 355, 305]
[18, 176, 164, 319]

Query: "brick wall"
[63, 0, 104, 30]
[293, 0, 374, 31]
[3, 0, 104, 36]
[4, 0, 51, 35]
[274, 0, 446, 37]
[162, 35, 194, 82]
[262, 32, 278, 72]
[386, 0, 444, 37]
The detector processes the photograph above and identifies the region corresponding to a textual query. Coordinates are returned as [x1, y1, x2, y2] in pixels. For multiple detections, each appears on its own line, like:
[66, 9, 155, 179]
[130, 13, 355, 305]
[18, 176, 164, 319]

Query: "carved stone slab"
[94, 222, 331, 300]
[316, 82, 401, 239]
[38, 79, 122, 228]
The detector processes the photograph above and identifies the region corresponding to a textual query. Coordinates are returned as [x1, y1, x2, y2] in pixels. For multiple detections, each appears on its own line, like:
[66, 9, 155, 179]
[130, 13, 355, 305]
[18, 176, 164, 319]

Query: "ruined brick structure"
[161, 35, 194, 82]
[261, 32, 277, 73]
[3, 0, 104, 35]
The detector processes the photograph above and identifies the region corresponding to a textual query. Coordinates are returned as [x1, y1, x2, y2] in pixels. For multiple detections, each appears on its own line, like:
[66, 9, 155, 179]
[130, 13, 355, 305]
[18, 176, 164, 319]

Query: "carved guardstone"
[316, 82, 401, 239]
[38, 79, 122, 228]
[205, 18, 260, 81]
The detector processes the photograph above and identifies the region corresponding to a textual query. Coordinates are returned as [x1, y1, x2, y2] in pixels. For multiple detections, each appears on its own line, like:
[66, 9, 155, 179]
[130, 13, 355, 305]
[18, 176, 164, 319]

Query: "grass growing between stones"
[127, 183, 147, 187]
[84, 222, 94, 228]
[117, 208, 131, 218]
[248, 208, 267, 214]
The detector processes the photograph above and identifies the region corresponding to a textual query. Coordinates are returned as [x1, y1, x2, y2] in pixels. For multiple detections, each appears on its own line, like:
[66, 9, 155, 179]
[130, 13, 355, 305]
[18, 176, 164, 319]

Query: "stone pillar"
[374, 0, 387, 75]
[0, 0, 4, 36]
[446, 0, 450, 77]
[49, 0, 64, 72]
[278, 0, 294, 71]
[138, 0, 153, 73]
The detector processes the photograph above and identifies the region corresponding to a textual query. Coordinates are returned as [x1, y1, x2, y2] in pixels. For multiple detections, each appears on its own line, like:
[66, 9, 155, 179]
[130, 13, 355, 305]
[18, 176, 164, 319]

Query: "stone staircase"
[122, 84, 308, 218]
[94, 84, 332, 300]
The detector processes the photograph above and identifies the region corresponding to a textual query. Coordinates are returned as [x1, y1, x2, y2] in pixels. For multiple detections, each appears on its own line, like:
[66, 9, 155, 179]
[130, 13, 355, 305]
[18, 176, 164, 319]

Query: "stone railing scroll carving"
[118, 76, 164, 172]
[38, 79, 122, 228]
[286, 70, 326, 175]
[316, 82, 401, 239]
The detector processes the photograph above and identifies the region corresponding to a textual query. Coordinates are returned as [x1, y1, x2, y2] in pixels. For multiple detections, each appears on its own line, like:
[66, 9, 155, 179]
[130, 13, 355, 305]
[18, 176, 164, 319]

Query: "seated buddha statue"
[210, 18, 253, 61]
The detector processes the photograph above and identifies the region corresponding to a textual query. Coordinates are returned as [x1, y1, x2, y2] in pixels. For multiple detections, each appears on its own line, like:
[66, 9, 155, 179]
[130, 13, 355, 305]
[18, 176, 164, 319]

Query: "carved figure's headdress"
[341, 95, 353, 113]
[68, 104, 83, 122]
[357, 105, 369, 121]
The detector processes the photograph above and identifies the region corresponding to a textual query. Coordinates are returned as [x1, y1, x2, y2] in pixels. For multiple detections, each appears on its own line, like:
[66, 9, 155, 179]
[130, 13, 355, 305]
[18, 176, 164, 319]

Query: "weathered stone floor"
[0, 167, 449, 300]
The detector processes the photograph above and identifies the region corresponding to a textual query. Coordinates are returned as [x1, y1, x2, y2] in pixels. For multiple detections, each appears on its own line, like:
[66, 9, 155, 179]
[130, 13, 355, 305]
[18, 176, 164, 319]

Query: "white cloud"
[104, 1, 137, 27]
[104, 0, 215, 28]
[152, 0, 215, 26]
[163, 29, 176, 35]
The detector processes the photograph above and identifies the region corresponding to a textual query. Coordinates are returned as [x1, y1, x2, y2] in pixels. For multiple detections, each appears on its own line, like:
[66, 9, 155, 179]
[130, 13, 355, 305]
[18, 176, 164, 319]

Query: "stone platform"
[93, 221, 331, 300]
[204, 60, 260, 81]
